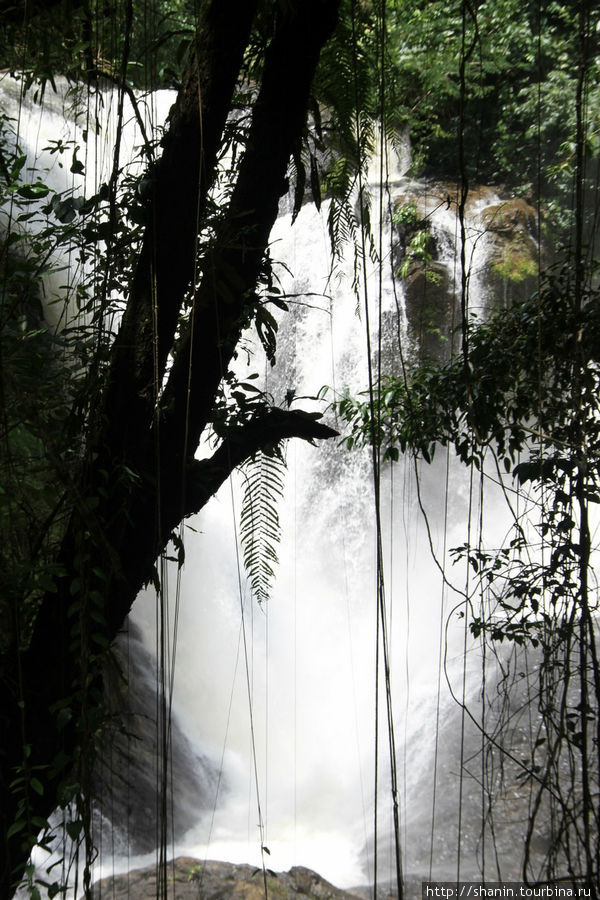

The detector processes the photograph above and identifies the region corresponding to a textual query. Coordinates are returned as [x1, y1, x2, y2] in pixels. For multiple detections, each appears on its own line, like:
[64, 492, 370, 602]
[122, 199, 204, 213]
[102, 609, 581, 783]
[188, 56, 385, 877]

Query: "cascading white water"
[120, 174, 521, 887]
[2, 74, 542, 891]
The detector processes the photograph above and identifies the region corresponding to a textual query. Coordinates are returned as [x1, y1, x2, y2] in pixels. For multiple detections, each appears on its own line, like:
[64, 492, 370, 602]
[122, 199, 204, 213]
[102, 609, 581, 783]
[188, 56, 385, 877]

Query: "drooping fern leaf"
[239, 446, 286, 604]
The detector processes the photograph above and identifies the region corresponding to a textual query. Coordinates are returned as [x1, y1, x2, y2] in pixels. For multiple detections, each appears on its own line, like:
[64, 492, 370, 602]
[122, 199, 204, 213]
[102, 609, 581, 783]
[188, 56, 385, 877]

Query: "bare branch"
[185, 408, 338, 516]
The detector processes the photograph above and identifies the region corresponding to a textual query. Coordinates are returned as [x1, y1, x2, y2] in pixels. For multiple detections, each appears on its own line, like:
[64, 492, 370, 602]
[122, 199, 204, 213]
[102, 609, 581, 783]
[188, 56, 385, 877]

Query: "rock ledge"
[93, 856, 363, 899]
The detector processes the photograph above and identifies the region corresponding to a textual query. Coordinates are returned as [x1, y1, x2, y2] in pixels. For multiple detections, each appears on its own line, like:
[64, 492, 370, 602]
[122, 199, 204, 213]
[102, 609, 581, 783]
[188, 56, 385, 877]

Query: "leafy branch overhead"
[337, 265, 600, 474]
[337, 252, 600, 879]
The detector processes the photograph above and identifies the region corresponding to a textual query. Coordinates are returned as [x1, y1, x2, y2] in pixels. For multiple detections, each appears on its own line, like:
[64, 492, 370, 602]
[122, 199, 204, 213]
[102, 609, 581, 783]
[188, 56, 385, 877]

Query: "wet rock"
[479, 197, 540, 306]
[402, 260, 455, 361]
[391, 186, 541, 361]
[93, 856, 364, 899]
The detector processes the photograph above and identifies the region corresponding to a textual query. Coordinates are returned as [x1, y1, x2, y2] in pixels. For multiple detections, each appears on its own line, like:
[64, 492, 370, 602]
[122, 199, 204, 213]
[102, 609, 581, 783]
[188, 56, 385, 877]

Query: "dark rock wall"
[95, 623, 219, 854]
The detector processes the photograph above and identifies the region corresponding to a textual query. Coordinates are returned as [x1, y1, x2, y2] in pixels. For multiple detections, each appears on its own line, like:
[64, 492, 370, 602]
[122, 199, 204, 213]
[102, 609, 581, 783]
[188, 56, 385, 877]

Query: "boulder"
[479, 197, 540, 305]
[93, 856, 364, 899]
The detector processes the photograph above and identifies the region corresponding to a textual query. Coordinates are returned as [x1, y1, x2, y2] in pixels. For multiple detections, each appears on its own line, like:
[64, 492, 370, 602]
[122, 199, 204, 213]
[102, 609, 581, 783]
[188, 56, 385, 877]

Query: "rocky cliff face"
[93, 856, 363, 900]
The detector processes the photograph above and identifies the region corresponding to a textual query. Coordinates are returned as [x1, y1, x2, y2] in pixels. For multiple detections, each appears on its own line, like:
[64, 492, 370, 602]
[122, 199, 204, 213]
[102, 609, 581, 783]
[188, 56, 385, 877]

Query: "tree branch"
[185, 408, 338, 516]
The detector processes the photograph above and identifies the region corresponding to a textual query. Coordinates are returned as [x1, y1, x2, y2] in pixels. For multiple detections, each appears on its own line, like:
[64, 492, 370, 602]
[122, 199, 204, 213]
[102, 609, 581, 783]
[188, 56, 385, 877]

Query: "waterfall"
[119, 176, 530, 887]
[2, 75, 546, 892]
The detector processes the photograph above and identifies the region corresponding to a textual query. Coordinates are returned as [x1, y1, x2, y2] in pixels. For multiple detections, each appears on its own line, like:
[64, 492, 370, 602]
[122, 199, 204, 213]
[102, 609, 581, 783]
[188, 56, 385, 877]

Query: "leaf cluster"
[0, 86, 151, 660]
[338, 263, 600, 469]
[386, 0, 600, 226]
[0, 0, 199, 91]
[239, 447, 286, 605]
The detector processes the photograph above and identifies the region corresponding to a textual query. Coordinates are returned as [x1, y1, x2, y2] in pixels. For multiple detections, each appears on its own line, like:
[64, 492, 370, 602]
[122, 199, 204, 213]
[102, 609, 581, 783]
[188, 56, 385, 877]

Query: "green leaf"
[7, 820, 24, 839]
[17, 182, 51, 199]
[239, 449, 286, 604]
[55, 707, 72, 731]
[30, 777, 44, 796]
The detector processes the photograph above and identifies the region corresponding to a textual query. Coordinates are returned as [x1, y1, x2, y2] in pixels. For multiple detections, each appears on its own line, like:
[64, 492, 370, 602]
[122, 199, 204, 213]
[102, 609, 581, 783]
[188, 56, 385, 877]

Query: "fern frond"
[239, 447, 286, 604]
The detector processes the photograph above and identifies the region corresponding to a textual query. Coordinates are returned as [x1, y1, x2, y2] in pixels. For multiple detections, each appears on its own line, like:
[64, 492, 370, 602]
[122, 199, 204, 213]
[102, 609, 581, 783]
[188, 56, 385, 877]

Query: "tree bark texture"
[0, 1, 341, 894]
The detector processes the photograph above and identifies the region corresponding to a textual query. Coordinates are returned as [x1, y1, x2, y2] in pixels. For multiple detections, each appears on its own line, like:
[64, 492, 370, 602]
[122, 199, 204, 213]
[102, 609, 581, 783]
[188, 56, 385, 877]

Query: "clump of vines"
[336, 266, 600, 889]
[0, 87, 151, 896]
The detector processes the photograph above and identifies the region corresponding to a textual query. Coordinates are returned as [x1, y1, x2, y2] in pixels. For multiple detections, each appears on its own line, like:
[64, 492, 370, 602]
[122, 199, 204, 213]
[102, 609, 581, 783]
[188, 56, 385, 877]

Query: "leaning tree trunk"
[0, 1, 340, 894]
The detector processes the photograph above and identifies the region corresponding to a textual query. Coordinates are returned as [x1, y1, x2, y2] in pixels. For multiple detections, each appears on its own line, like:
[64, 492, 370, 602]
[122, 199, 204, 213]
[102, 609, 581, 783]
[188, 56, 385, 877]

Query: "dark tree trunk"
[0, 1, 340, 895]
